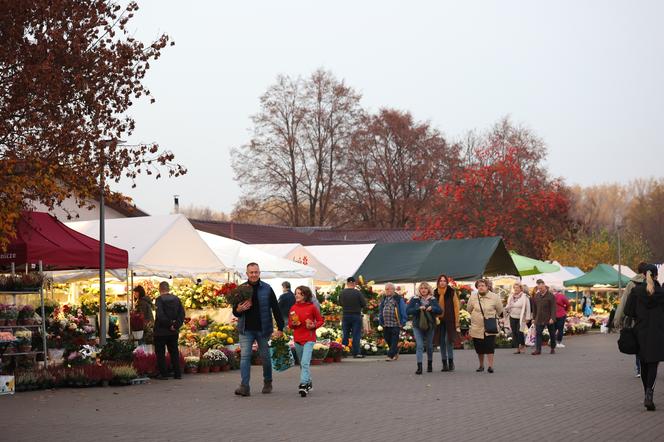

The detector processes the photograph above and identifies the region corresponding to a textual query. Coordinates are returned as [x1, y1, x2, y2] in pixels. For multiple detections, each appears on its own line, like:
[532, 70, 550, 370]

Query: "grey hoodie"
[613, 274, 645, 329]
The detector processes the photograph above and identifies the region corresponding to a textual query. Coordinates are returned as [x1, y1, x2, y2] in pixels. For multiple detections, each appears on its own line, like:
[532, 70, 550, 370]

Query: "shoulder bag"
[617, 315, 639, 354]
[477, 294, 498, 335]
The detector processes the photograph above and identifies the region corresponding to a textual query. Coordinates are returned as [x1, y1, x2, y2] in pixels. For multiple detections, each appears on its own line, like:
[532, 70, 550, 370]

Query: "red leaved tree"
[416, 142, 570, 258]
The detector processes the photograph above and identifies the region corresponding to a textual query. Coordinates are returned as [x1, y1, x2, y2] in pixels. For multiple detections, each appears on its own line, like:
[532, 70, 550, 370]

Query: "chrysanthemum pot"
[210, 365, 221, 373]
[198, 366, 210, 374]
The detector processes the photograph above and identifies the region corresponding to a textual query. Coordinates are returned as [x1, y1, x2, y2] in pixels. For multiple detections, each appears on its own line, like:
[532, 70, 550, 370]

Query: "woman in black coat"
[624, 265, 664, 411]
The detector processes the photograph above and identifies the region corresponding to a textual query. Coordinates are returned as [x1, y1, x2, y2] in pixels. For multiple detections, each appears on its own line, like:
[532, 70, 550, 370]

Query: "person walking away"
[278, 281, 296, 325]
[233, 262, 285, 397]
[467, 279, 504, 373]
[505, 282, 531, 354]
[624, 265, 664, 411]
[407, 282, 442, 374]
[554, 290, 570, 348]
[614, 262, 648, 377]
[339, 277, 367, 358]
[153, 281, 185, 380]
[379, 283, 408, 361]
[288, 286, 324, 397]
[532, 279, 557, 355]
[435, 274, 460, 371]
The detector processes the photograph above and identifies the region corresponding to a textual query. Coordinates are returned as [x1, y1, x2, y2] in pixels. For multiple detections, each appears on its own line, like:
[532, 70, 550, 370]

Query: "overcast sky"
[115, 0, 664, 216]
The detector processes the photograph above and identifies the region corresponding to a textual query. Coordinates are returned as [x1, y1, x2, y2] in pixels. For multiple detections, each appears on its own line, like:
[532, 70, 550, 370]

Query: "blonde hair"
[512, 282, 523, 290]
[418, 282, 433, 297]
[646, 270, 656, 296]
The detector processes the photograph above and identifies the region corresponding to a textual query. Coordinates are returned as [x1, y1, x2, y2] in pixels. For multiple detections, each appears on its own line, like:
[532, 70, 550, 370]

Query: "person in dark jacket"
[339, 277, 367, 359]
[133, 285, 154, 323]
[531, 279, 557, 355]
[435, 274, 461, 372]
[153, 281, 185, 380]
[232, 262, 285, 397]
[407, 282, 442, 374]
[624, 265, 664, 411]
[378, 283, 408, 361]
[278, 281, 296, 325]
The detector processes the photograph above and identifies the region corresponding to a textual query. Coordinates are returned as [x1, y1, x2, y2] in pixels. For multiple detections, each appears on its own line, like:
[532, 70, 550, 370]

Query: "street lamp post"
[616, 214, 623, 296]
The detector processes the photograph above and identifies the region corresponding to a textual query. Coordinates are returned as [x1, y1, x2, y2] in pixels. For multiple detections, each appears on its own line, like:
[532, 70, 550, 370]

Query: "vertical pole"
[127, 269, 131, 335]
[99, 143, 107, 345]
[39, 260, 47, 366]
[617, 225, 622, 295]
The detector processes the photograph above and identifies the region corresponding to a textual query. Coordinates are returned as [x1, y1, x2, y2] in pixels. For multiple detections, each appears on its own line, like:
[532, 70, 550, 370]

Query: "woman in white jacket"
[505, 283, 531, 354]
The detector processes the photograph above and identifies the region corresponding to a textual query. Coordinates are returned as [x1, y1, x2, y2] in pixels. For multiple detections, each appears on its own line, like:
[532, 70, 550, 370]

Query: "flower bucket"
[311, 359, 323, 366]
[210, 365, 221, 373]
[198, 366, 210, 374]
[132, 330, 144, 340]
[117, 312, 129, 335]
[184, 366, 197, 374]
[48, 348, 65, 364]
[324, 357, 334, 363]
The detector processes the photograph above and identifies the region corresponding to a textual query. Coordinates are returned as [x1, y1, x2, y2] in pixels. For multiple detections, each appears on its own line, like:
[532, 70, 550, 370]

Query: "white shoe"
[557, 343, 565, 348]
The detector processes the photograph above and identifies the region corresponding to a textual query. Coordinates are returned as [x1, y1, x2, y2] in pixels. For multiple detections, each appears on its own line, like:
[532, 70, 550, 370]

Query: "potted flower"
[130, 312, 145, 340]
[15, 329, 32, 353]
[4, 305, 18, 326]
[220, 347, 236, 371]
[198, 357, 211, 374]
[184, 356, 200, 374]
[18, 305, 35, 325]
[110, 365, 138, 386]
[108, 302, 129, 335]
[79, 294, 99, 327]
[311, 343, 329, 365]
[203, 349, 226, 372]
[328, 341, 343, 362]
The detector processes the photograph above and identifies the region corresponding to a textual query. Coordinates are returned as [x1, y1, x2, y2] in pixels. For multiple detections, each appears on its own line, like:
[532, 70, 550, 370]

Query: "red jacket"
[288, 301, 324, 344]
[555, 293, 570, 318]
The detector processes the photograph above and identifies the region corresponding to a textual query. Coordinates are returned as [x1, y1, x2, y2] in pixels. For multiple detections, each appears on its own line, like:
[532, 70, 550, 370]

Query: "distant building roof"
[189, 219, 417, 245]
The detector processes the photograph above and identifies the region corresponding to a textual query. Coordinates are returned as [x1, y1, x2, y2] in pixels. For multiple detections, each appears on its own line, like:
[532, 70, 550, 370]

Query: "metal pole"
[39, 260, 47, 366]
[617, 224, 622, 295]
[99, 143, 107, 345]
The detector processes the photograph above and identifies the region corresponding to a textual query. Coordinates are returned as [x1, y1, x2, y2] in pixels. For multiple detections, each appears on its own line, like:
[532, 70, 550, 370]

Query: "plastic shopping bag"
[525, 324, 536, 347]
[269, 336, 295, 372]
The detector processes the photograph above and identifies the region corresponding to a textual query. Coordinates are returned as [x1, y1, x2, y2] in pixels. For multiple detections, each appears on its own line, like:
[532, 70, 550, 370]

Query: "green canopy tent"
[563, 263, 632, 288]
[353, 237, 518, 283]
[509, 252, 560, 276]
[563, 263, 633, 313]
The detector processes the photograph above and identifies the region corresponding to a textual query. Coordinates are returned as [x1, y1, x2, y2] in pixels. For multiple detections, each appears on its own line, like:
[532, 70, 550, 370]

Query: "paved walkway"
[3, 333, 663, 441]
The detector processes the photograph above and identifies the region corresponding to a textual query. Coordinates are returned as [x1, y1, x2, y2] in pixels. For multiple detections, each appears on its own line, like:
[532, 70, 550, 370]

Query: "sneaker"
[298, 383, 307, 397]
[557, 343, 565, 348]
[487, 367, 494, 373]
[636, 371, 641, 378]
[353, 354, 365, 359]
[305, 382, 313, 393]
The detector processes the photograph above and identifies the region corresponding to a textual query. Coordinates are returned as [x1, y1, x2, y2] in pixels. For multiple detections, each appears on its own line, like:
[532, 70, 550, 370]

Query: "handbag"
[477, 294, 498, 335]
[617, 316, 639, 355]
[418, 309, 433, 331]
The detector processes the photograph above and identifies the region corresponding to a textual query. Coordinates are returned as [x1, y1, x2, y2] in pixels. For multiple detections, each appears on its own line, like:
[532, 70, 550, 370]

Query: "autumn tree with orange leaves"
[0, 1, 185, 249]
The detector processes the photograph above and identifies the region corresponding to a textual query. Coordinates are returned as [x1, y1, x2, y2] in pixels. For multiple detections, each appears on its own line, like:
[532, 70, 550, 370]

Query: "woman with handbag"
[467, 279, 504, 373]
[505, 282, 531, 354]
[624, 265, 664, 411]
[406, 282, 442, 375]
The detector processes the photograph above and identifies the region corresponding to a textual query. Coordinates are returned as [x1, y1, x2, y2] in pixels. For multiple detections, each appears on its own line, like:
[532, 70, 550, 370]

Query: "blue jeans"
[413, 326, 434, 363]
[239, 331, 271, 386]
[383, 326, 400, 358]
[342, 314, 363, 356]
[294, 341, 314, 385]
[555, 316, 566, 343]
[535, 323, 557, 352]
[439, 322, 454, 362]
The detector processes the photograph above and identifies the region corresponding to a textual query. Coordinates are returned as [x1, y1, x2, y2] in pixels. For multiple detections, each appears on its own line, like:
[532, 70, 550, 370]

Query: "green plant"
[79, 294, 99, 316]
[198, 357, 212, 368]
[110, 365, 137, 385]
[184, 356, 200, 368]
[108, 302, 128, 314]
[99, 340, 135, 362]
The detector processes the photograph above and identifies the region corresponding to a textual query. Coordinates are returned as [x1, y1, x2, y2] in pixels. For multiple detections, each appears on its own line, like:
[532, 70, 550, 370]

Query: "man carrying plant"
[339, 277, 367, 358]
[154, 281, 185, 380]
[232, 262, 285, 397]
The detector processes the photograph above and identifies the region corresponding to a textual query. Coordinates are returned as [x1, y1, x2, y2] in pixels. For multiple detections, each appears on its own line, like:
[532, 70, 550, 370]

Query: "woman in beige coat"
[467, 279, 504, 373]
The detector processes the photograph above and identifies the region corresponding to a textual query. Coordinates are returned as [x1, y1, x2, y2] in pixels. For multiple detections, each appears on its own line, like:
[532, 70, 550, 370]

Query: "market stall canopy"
[563, 263, 632, 287]
[0, 211, 128, 271]
[510, 252, 560, 276]
[613, 264, 636, 278]
[353, 237, 518, 283]
[521, 261, 580, 290]
[564, 266, 584, 277]
[197, 232, 316, 279]
[253, 243, 336, 281]
[305, 244, 376, 280]
[67, 215, 227, 280]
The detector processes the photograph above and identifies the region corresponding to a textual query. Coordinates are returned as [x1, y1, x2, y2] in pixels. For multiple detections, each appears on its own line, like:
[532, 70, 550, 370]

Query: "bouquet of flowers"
[224, 283, 253, 306]
[312, 342, 330, 360]
[269, 334, 294, 372]
[459, 310, 471, 329]
[66, 344, 99, 367]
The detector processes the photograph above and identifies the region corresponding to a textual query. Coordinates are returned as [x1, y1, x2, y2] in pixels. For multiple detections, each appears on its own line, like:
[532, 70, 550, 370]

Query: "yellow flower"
[226, 337, 234, 344]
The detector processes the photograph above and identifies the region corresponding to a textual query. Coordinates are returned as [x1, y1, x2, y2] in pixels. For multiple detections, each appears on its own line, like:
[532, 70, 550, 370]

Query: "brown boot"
[262, 380, 273, 394]
[234, 384, 250, 397]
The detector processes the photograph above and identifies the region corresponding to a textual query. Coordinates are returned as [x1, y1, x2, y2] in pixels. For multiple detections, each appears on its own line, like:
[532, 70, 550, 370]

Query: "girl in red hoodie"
[288, 285, 324, 397]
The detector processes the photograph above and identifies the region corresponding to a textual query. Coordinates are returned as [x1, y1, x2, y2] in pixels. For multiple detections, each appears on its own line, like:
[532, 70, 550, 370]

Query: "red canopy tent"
[0, 212, 128, 270]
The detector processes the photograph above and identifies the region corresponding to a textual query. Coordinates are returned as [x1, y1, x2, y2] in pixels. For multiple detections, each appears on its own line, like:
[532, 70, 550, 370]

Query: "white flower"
[377, 325, 384, 332]
[364, 344, 370, 350]
[371, 346, 377, 352]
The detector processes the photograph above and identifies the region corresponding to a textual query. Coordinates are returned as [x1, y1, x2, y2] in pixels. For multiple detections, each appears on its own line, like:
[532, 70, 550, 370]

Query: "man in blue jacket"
[232, 262, 284, 397]
[379, 282, 408, 361]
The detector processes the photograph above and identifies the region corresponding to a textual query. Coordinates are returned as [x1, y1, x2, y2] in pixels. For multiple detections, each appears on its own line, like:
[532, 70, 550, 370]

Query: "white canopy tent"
[253, 243, 337, 282]
[305, 244, 375, 281]
[197, 232, 316, 279]
[520, 261, 580, 290]
[613, 264, 636, 278]
[66, 215, 228, 281]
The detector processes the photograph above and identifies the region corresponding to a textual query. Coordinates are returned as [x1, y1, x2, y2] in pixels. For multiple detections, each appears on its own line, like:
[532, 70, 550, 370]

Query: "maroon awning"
[0, 211, 129, 270]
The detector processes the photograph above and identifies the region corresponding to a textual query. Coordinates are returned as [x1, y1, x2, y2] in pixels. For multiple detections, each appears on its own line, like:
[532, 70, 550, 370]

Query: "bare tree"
[180, 204, 229, 221]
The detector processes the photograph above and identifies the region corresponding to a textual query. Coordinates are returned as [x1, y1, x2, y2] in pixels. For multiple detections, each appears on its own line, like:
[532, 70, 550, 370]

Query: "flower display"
[316, 326, 341, 340]
[459, 310, 471, 329]
[312, 342, 330, 360]
[47, 304, 96, 350]
[269, 335, 294, 372]
[203, 349, 228, 366]
[78, 294, 99, 316]
[184, 356, 200, 368]
[173, 282, 230, 310]
[108, 302, 128, 314]
[66, 344, 99, 367]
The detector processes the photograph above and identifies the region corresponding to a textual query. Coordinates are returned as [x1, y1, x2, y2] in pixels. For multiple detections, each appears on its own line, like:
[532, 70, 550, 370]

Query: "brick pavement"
[3, 333, 664, 442]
